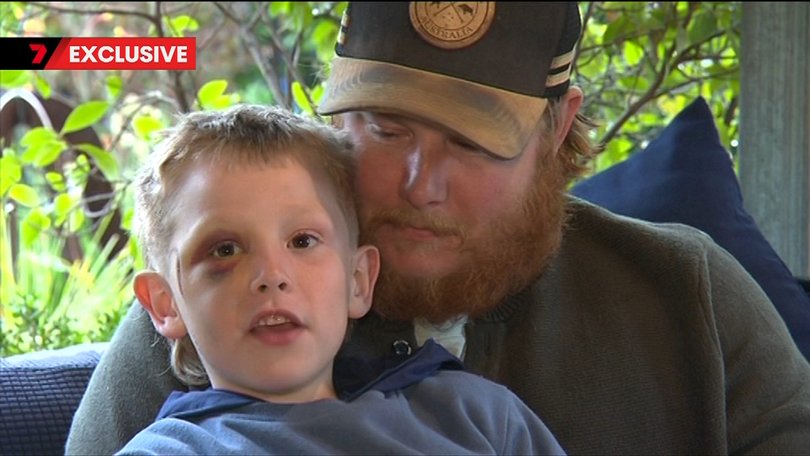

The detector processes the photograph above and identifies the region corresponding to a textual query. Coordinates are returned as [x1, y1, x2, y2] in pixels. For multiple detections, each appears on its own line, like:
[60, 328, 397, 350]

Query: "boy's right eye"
[210, 241, 242, 258]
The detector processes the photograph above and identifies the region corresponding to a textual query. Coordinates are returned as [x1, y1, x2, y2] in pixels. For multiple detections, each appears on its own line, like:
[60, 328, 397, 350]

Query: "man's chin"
[377, 250, 464, 281]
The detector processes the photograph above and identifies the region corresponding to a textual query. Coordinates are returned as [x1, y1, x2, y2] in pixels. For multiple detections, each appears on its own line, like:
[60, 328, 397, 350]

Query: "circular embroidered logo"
[409, 2, 495, 50]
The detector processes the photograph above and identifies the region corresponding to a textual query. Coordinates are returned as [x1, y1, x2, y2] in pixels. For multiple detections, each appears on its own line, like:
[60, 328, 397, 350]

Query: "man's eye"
[452, 138, 486, 155]
[368, 124, 401, 140]
[211, 241, 242, 258]
[289, 233, 319, 249]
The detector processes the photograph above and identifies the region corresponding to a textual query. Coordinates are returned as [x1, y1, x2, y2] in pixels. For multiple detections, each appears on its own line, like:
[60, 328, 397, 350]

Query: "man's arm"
[66, 302, 187, 455]
[707, 238, 810, 453]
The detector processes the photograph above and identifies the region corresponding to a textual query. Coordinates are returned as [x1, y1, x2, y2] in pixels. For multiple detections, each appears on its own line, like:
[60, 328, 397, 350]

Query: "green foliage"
[0, 2, 741, 354]
[1, 100, 138, 354]
[576, 2, 740, 176]
[1, 207, 134, 356]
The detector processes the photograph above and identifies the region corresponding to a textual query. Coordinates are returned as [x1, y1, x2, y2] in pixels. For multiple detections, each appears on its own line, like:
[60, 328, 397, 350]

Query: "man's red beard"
[359, 151, 570, 324]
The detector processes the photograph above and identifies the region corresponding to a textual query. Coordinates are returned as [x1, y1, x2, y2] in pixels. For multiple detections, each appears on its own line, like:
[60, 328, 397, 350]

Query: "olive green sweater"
[67, 198, 810, 455]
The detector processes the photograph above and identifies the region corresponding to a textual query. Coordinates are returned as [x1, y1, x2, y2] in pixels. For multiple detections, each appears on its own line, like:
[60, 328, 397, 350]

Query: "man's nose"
[400, 141, 449, 209]
[250, 250, 291, 294]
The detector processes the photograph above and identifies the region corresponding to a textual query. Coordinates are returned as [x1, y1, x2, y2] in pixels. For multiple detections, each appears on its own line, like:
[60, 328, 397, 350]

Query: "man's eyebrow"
[364, 111, 401, 123]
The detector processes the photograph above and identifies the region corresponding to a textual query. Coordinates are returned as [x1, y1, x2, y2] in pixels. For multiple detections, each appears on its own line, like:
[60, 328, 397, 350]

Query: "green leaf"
[21, 208, 51, 247]
[688, 11, 717, 45]
[65, 154, 90, 189]
[74, 143, 121, 181]
[0, 153, 22, 196]
[60, 101, 110, 135]
[53, 193, 73, 219]
[334, 2, 347, 16]
[19, 127, 67, 167]
[133, 114, 164, 140]
[603, 15, 633, 44]
[20, 126, 60, 149]
[0, 70, 30, 88]
[309, 84, 324, 106]
[287, 2, 312, 31]
[291, 81, 312, 115]
[164, 15, 199, 37]
[67, 208, 85, 232]
[45, 172, 66, 192]
[106, 75, 123, 100]
[198, 80, 228, 110]
[33, 73, 52, 99]
[312, 20, 340, 62]
[312, 17, 338, 40]
[8, 184, 41, 207]
[618, 75, 649, 92]
[596, 136, 633, 172]
[269, 2, 291, 16]
[205, 94, 239, 111]
[622, 41, 644, 66]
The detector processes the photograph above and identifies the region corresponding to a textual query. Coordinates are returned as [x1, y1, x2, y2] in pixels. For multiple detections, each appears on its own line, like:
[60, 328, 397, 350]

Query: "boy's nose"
[255, 281, 288, 293]
[250, 253, 291, 294]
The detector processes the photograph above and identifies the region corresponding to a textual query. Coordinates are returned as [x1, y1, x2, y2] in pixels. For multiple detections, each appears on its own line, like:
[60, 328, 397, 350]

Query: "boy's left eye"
[211, 241, 242, 258]
[289, 233, 319, 249]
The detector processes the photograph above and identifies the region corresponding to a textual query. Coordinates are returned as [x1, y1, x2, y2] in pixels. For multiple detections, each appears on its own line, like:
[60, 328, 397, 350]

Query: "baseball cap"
[317, 2, 582, 158]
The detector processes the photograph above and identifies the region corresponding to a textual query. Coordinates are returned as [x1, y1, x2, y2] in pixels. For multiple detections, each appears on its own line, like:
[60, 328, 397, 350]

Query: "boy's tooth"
[258, 315, 289, 326]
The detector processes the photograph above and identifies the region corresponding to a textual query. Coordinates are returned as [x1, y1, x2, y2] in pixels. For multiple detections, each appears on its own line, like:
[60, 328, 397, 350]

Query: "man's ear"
[133, 271, 187, 340]
[347, 245, 380, 319]
[554, 86, 584, 151]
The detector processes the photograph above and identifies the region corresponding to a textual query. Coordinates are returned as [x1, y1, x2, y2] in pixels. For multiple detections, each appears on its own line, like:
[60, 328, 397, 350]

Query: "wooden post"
[739, 2, 810, 280]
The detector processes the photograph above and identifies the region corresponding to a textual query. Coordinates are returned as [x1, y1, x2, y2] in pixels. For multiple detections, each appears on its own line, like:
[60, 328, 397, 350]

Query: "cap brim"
[318, 57, 548, 159]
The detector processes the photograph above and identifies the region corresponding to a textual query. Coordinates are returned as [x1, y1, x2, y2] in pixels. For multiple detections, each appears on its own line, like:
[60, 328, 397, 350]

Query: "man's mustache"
[361, 208, 468, 240]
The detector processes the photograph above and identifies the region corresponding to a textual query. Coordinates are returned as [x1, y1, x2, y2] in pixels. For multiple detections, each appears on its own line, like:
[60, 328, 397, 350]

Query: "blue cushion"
[571, 97, 810, 360]
[0, 347, 103, 456]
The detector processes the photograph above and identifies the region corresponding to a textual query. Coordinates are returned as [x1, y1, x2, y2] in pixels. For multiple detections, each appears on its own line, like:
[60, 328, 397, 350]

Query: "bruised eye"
[211, 241, 243, 258]
[289, 233, 320, 249]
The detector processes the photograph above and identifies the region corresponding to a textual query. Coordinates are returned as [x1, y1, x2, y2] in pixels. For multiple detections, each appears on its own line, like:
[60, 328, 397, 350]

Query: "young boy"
[116, 104, 565, 455]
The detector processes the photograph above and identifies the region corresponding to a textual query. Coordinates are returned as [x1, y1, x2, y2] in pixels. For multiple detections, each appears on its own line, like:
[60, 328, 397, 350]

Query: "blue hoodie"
[117, 340, 565, 455]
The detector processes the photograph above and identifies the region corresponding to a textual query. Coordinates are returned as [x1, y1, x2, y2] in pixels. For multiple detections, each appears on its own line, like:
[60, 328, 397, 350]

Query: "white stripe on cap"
[337, 11, 350, 45]
[546, 49, 575, 88]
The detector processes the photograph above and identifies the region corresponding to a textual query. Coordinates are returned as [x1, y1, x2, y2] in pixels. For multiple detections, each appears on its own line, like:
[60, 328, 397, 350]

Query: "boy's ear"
[348, 245, 380, 319]
[133, 271, 187, 340]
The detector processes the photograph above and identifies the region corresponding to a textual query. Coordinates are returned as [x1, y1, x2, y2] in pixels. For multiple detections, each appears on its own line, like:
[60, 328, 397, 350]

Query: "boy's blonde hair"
[133, 104, 358, 386]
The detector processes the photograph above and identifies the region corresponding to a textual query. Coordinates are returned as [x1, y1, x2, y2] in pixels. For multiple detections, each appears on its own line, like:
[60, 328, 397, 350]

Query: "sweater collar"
[156, 339, 463, 420]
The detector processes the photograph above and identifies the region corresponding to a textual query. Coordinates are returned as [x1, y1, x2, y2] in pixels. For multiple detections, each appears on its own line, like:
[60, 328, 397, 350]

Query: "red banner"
[1, 37, 196, 70]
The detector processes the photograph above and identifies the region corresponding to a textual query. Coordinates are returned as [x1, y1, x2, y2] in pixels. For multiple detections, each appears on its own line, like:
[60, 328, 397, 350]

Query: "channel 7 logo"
[2, 38, 62, 69]
[29, 43, 48, 64]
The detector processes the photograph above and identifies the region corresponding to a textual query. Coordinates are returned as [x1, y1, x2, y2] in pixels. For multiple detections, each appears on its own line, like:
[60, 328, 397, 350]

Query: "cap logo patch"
[409, 2, 495, 50]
